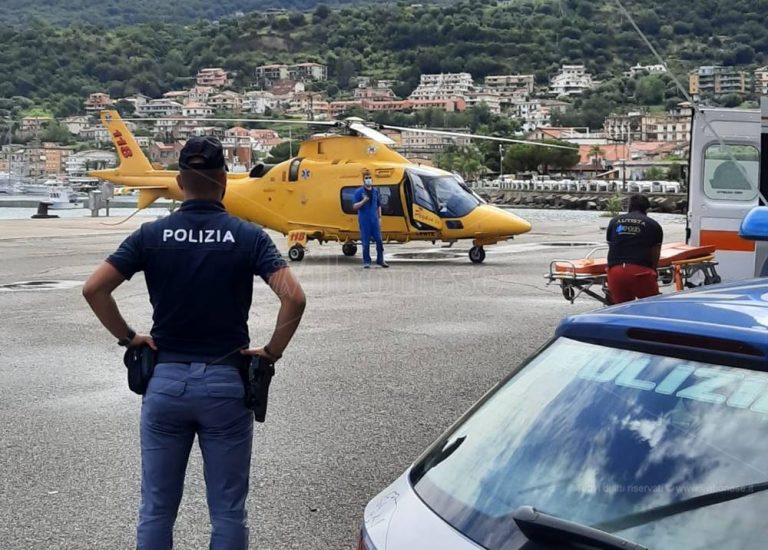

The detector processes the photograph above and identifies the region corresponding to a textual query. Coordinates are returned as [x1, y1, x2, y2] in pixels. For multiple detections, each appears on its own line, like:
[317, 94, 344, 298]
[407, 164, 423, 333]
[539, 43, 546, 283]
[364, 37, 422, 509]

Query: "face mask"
[363, 177, 372, 188]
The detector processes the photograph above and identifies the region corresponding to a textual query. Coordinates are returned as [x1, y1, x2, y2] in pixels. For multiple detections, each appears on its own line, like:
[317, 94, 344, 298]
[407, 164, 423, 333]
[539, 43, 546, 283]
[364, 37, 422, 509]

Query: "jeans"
[137, 362, 253, 550]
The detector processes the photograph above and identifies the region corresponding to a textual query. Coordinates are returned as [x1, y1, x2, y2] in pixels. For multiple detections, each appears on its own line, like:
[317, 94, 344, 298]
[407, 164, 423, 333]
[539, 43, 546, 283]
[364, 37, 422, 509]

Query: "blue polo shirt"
[106, 199, 287, 358]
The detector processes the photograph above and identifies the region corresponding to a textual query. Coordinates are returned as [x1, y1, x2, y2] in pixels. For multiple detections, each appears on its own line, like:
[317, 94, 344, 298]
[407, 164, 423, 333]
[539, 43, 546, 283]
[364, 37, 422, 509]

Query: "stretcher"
[545, 242, 722, 305]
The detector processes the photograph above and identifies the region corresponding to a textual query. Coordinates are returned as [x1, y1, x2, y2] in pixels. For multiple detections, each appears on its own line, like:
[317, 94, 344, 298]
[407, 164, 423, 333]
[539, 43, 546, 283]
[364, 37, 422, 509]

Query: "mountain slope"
[0, 0, 765, 119]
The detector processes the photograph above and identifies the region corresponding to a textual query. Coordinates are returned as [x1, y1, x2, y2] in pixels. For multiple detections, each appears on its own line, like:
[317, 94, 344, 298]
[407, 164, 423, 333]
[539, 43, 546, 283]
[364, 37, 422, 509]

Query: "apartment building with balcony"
[85, 92, 114, 115]
[408, 73, 474, 101]
[484, 74, 535, 95]
[689, 66, 748, 98]
[135, 99, 183, 118]
[196, 68, 231, 87]
[549, 65, 595, 97]
[208, 91, 243, 113]
[755, 66, 768, 95]
[256, 63, 328, 84]
[243, 91, 278, 114]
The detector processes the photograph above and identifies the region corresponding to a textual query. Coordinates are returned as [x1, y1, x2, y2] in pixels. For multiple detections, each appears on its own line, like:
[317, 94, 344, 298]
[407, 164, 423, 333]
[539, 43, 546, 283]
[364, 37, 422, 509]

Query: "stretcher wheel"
[561, 284, 576, 301]
[342, 242, 357, 256]
[288, 245, 305, 262]
[469, 246, 486, 264]
[704, 274, 721, 285]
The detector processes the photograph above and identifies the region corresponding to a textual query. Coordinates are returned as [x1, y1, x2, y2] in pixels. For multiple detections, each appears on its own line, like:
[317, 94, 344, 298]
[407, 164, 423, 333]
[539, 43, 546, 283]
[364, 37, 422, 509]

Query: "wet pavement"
[0, 214, 685, 549]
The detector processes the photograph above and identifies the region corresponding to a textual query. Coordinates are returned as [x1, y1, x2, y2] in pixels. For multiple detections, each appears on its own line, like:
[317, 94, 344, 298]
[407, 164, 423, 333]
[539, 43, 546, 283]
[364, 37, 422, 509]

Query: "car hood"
[364, 470, 483, 550]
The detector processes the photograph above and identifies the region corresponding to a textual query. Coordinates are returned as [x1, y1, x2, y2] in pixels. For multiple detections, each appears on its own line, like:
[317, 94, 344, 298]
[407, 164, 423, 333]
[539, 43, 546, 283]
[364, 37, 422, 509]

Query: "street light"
[499, 143, 503, 188]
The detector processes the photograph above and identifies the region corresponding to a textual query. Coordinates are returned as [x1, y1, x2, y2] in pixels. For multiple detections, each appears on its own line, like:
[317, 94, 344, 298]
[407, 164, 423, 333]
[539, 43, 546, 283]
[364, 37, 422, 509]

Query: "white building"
[243, 91, 278, 114]
[399, 127, 471, 153]
[65, 150, 117, 176]
[628, 64, 667, 77]
[256, 63, 328, 84]
[182, 102, 214, 117]
[408, 73, 474, 101]
[755, 66, 768, 95]
[188, 86, 215, 104]
[466, 89, 501, 114]
[62, 116, 90, 136]
[549, 65, 595, 97]
[135, 99, 184, 118]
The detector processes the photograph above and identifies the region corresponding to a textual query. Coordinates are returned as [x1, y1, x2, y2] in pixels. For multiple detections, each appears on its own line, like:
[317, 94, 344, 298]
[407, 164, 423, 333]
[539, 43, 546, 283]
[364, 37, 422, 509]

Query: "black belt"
[156, 350, 244, 368]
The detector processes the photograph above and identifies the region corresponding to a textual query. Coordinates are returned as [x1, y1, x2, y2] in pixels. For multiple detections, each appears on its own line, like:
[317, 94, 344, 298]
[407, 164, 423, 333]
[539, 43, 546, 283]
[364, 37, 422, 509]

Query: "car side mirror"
[739, 206, 768, 241]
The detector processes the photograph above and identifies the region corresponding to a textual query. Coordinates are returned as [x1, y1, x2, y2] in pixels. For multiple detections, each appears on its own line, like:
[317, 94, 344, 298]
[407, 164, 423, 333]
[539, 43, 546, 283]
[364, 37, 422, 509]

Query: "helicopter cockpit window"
[409, 173, 438, 212]
[288, 158, 302, 182]
[410, 171, 481, 218]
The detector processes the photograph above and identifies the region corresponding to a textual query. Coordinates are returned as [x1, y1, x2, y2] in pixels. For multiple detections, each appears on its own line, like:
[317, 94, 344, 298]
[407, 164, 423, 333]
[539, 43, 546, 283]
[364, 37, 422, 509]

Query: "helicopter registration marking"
[288, 231, 308, 246]
[112, 130, 133, 158]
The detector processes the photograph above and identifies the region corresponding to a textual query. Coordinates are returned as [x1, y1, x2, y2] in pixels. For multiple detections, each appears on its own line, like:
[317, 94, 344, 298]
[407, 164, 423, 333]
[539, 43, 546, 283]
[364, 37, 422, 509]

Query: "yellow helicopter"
[91, 110, 567, 263]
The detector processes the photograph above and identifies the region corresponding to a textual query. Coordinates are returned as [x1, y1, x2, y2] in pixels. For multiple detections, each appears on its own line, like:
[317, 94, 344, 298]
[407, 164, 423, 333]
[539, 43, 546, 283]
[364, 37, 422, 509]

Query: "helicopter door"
[405, 172, 443, 231]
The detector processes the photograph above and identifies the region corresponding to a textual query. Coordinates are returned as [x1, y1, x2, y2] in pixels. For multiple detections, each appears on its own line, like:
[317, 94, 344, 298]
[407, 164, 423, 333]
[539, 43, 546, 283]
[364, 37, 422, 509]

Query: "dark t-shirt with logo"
[606, 211, 664, 268]
[106, 199, 287, 358]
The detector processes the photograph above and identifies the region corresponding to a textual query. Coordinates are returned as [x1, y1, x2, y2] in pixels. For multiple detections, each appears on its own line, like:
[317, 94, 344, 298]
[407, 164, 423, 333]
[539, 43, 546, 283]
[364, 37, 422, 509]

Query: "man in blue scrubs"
[82, 136, 307, 549]
[353, 171, 389, 268]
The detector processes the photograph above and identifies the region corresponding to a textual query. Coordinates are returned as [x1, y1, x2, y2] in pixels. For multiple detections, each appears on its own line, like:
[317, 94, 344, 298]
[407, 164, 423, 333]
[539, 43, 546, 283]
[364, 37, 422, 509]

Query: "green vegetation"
[0, 0, 379, 26]
[503, 141, 580, 174]
[436, 145, 487, 180]
[1, 0, 766, 126]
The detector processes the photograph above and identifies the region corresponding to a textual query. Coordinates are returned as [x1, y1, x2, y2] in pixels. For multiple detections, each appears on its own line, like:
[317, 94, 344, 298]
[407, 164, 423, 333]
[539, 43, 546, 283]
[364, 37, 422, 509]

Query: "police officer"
[82, 136, 306, 550]
[352, 170, 389, 268]
[606, 193, 663, 304]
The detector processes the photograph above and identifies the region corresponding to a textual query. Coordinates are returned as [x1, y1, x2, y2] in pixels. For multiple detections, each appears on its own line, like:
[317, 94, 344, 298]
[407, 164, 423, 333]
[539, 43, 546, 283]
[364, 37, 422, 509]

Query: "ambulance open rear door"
[688, 107, 763, 282]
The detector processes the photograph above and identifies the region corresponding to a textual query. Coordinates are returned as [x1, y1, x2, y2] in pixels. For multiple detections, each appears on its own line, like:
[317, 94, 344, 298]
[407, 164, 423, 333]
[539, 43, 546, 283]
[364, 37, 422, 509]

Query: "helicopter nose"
[469, 205, 531, 237]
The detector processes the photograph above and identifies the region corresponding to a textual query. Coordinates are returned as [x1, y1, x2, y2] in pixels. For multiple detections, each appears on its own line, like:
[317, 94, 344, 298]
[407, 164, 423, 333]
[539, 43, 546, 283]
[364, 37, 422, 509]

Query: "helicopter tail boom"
[88, 110, 178, 208]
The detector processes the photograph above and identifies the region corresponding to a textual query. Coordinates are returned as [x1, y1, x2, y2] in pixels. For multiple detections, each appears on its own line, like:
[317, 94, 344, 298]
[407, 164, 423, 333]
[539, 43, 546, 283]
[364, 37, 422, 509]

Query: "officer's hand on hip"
[240, 346, 280, 362]
[131, 333, 157, 350]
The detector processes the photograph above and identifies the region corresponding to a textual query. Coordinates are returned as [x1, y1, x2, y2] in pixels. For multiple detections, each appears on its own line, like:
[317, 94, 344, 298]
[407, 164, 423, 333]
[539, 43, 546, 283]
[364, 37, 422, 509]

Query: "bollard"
[31, 201, 59, 219]
[88, 190, 103, 217]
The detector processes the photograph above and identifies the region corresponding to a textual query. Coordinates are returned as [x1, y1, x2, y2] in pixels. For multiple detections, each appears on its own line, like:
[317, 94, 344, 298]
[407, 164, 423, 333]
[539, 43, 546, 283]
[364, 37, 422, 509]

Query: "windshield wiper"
[513, 506, 647, 550]
[594, 480, 768, 533]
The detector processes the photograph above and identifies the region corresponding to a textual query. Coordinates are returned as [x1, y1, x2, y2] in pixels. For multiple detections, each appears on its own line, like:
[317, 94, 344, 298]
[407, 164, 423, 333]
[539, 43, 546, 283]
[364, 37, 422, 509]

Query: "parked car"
[360, 280, 768, 550]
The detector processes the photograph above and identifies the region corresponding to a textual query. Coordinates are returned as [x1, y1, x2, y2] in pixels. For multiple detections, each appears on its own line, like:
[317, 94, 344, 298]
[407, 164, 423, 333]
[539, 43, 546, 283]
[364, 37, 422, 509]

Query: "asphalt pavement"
[0, 212, 685, 549]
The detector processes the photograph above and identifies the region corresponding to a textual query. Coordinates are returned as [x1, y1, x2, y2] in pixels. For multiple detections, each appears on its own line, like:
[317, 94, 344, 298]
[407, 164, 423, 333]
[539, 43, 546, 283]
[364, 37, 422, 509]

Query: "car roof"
[555, 278, 768, 369]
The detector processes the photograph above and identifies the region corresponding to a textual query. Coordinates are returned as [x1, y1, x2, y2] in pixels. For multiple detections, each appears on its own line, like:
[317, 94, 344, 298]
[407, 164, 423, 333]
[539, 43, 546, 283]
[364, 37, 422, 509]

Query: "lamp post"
[499, 143, 503, 188]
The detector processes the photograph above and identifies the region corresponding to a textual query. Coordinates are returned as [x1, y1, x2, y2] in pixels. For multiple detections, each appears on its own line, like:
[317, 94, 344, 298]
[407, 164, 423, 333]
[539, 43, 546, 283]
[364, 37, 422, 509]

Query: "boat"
[0, 171, 22, 194]
[44, 186, 82, 210]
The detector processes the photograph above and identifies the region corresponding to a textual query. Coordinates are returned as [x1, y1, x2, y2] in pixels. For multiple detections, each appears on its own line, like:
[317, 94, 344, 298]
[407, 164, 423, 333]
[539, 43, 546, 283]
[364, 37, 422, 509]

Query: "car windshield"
[411, 338, 768, 550]
[412, 172, 480, 218]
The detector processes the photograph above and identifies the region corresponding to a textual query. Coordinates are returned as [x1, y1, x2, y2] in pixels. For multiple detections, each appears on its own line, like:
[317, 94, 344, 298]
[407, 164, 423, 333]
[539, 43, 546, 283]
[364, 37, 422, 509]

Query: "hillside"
[1, 0, 766, 121]
[0, 0, 385, 26]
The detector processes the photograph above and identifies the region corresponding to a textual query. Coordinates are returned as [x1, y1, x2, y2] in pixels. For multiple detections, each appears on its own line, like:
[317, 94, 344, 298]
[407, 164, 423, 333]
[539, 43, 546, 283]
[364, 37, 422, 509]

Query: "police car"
[360, 280, 768, 550]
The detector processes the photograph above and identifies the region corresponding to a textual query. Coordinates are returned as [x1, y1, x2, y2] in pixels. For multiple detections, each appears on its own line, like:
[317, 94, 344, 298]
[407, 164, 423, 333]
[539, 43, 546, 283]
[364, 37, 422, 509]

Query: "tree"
[588, 145, 605, 165]
[645, 166, 665, 179]
[267, 141, 293, 163]
[436, 145, 486, 181]
[635, 75, 665, 105]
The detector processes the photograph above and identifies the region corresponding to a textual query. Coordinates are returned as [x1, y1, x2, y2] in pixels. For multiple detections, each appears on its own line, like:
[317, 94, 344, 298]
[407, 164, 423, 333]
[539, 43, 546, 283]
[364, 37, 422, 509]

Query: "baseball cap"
[179, 136, 227, 170]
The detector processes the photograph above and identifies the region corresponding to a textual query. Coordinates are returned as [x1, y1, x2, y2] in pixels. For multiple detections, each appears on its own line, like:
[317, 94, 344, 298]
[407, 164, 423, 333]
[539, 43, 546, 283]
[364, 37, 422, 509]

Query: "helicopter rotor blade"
[347, 122, 396, 145]
[380, 125, 580, 150]
[123, 117, 337, 126]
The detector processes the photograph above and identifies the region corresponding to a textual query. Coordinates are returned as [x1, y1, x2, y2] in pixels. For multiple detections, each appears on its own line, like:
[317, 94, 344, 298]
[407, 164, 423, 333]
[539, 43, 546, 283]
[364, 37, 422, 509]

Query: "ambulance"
[687, 97, 768, 281]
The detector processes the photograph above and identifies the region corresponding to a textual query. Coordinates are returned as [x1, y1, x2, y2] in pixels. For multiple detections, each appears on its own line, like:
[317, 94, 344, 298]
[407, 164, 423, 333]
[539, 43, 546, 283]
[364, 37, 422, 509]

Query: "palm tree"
[588, 145, 605, 166]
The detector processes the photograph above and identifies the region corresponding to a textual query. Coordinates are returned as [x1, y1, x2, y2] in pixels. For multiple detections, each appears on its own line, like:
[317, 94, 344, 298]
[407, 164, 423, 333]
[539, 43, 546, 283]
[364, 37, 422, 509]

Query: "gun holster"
[239, 356, 276, 423]
[123, 344, 157, 395]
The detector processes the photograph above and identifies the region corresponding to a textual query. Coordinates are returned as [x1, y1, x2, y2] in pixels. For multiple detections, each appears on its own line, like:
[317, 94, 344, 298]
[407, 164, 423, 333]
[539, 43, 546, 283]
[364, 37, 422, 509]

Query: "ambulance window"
[703, 144, 759, 201]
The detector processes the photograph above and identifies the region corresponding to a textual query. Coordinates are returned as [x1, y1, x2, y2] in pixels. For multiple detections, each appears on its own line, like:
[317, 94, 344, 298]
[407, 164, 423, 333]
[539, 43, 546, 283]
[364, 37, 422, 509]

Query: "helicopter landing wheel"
[288, 245, 305, 262]
[342, 242, 357, 256]
[469, 246, 486, 264]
